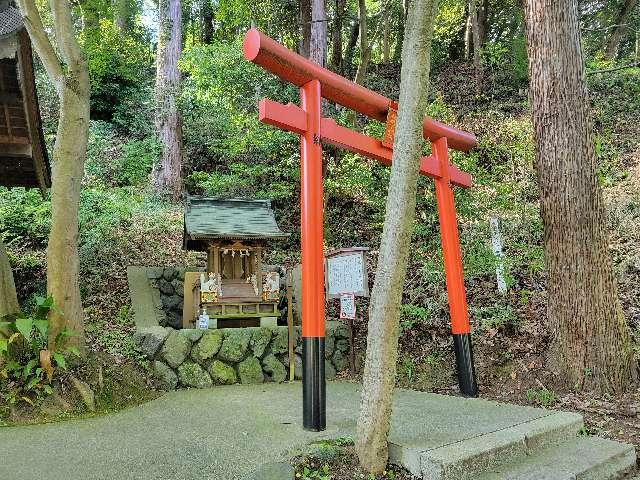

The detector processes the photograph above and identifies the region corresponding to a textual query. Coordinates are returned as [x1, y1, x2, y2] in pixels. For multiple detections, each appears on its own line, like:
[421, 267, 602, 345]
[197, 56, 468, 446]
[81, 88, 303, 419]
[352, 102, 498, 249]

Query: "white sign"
[197, 311, 210, 329]
[339, 293, 356, 320]
[327, 252, 365, 297]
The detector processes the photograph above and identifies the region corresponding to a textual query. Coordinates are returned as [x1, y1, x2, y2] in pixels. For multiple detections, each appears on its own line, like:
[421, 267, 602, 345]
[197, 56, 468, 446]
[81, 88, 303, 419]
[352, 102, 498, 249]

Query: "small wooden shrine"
[182, 197, 288, 328]
[0, 2, 50, 190]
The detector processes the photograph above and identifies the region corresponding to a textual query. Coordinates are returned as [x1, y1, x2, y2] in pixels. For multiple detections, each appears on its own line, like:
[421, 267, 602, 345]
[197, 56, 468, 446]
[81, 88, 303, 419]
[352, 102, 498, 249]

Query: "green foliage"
[0, 297, 79, 406]
[80, 18, 153, 122]
[179, 40, 298, 177]
[525, 387, 557, 407]
[471, 302, 519, 330]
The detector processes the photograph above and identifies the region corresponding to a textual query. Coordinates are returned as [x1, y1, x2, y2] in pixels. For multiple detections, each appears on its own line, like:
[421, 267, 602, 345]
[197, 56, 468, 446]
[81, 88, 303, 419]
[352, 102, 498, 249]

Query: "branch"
[49, 0, 85, 73]
[16, 0, 64, 86]
[587, 62, 640, 75]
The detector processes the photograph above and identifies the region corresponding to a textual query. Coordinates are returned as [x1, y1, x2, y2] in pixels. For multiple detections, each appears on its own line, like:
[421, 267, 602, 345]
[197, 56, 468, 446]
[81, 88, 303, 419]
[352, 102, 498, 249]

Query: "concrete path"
[0, 382, 633, 480]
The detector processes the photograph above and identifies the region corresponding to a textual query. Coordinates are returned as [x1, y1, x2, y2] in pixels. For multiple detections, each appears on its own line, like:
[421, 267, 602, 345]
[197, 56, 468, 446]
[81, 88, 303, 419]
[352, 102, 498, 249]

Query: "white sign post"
[325, 248, 369, 374]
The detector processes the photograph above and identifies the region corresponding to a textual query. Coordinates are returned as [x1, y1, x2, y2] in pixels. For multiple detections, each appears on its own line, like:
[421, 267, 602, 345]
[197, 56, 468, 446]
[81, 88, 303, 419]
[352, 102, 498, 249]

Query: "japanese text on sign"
[327, 252, 364, 296]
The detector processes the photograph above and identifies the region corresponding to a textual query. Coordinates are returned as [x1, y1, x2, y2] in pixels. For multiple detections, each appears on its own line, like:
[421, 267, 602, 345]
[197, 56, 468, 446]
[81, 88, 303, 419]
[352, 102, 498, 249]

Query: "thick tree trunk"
[604, 0, 638, 60]
[344, 20, 360, 77]
[47, 78, 89, 348]
[310, 0, 327, 65]
[154, 0, 183, 199]
[202, 0, 214, 44]
[355, 0, 439, 473]
[300, 0, 312, 57]
[331, 0, 346, 71]
[0, 239, 19, 321]
[524, 0, 637, 393]
[354, 0, 370, 84]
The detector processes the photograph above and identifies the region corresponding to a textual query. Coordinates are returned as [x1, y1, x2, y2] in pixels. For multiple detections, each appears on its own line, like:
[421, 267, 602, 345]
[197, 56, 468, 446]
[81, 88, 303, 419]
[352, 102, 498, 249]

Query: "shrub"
[0, 297, 79, 406]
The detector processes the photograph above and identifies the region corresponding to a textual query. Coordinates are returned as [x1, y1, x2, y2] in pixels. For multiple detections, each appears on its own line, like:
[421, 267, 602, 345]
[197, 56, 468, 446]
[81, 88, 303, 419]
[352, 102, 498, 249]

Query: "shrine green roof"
[183, 197, 288, 250]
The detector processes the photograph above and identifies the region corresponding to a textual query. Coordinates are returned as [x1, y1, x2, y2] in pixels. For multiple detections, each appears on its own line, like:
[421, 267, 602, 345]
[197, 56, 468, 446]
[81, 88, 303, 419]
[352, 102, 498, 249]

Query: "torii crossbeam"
[243, 29, 478, 432]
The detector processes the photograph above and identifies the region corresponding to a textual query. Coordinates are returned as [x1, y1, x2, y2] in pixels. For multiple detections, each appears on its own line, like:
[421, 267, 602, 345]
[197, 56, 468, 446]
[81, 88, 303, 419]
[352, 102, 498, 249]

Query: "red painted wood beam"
[259, 98, 472, 188]
[244, 29, 477, 153]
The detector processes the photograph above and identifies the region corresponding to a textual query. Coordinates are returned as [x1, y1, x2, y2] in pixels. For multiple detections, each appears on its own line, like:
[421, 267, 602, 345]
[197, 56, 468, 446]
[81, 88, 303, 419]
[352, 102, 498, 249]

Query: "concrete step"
[475, 436, 636, 480]
[390, 408, 583, 479]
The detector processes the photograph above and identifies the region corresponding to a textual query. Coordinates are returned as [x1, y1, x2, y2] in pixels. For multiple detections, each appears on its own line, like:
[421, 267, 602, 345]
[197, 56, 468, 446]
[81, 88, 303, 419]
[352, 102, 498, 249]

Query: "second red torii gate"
[243, 29, 478, 432]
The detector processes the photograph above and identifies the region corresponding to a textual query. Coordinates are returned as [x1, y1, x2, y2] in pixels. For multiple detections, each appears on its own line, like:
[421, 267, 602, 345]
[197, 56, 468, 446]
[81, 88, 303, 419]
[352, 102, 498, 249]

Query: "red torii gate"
[243, 29, 478, 432]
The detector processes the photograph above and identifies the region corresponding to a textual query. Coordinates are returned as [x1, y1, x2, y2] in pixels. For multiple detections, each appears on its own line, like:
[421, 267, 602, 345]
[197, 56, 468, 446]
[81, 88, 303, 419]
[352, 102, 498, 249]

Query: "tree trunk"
[0, 239, 19, 321]
[47, 78, 90, 348]
[344, 19, 360, 77]
[603, 0, 638, 60]
[393, 0, 409, 61]
[153, 0, 183, 199]
[300, 0, 312, 57]
[524, 0, 637, 393]
[354, 0, 370, 84]
[202, 0, 215, 44]
[310, 0, 327, 65]
[382, 2, 391, 63]
[113, 0, 132, 32]
[470, 0, 483, 91]
[464, 7, 472, 60]
[355, 0, 439, 473]
[331, 0, 346, 71]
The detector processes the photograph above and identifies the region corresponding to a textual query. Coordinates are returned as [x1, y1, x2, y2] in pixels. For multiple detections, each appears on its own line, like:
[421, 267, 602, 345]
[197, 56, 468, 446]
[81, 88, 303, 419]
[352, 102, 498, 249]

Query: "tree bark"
[153, 0, 183, 199]
[300, 0, 312, 57]
[603, 0, 638, 60]
[47, 79, 89, 346]
[344, 19, 360, 77]
[470, 0, 483, 91]
[202, 0, 215, 44]
[464, 6, 472, 60]
[310, 0, 327, 65]
[393, 0, 409, 61]
[355, 0, 439, 473]
[331, 0, 346, 71]
[19, 0, 90, 349]
[113, 0, 133, 32]
[382, 2, 391, 63]
[524, 0, 637, 393]
[0, 240, 19, 321]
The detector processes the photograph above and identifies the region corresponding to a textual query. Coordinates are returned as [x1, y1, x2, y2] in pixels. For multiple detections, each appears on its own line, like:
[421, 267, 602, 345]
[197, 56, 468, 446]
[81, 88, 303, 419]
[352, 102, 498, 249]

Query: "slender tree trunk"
[331, 0, 346, 71]
[344, 19, 360, 77]
[382, 2, 391, 63]
[470, 0, 483, 91]
[354, 0, 370, 84]
[0, 240, 19, 321]
[300, 0, 312, 57]
[524, 0, 637, 393]
[464, 7, 472, 60]
[47, 79, 89, 347]
[154, 0, 183, 199]
[310, 0, 327, 65]
[603, 0, 638, 60]
[636, 29, 640, 61]
[19, 0, 91, 349]
[355, 0, 439, 473]
[393, 0, 409, 61]
[113, 0, 130, 32]
[202, 0, 214, 44]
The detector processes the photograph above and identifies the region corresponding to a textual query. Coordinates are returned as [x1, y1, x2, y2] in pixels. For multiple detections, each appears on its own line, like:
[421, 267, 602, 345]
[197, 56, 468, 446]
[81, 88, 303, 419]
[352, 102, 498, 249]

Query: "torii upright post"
[243, 29, 478, 432]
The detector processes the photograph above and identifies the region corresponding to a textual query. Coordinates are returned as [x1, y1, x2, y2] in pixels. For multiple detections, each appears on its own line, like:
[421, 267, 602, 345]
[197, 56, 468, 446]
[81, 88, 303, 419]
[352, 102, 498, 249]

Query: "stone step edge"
[388, 411, 584, 479]
[577, 438, 636, 480]
[472, 436, 636, 480]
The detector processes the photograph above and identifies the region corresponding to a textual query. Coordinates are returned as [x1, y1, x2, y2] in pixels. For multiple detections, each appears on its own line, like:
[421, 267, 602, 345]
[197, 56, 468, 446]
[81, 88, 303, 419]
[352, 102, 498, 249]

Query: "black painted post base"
[303, 337, 326, 431]
[453, 333, 478, 397]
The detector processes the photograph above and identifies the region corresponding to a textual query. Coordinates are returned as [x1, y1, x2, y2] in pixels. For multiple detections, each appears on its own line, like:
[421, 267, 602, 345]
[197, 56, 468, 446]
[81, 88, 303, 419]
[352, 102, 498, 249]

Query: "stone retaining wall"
[133, 322, 351, 390]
